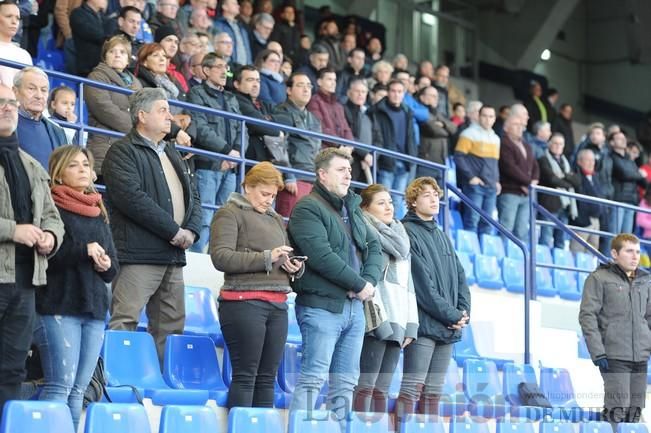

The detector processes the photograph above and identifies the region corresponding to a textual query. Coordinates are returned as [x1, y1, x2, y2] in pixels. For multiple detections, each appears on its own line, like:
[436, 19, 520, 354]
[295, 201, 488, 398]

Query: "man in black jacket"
[344, 78, 376, 183]
[103, 88, 201, 363]
[70, 0, 110, 76]
[610, 131, 647, 234]
[570, 149, 604, 253]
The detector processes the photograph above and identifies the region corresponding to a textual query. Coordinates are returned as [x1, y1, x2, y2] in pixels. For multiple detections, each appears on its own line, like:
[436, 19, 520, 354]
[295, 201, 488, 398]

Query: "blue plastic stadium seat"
[401, 414, 446, 433]
[451, 210, 463, 231]
[463, 359, 507, 418]
[228, 407, 284, 433]
[83, 403, 151, 433]
[136, 308, 147, 331]
[578, 335, 590, 359]
[503, 258, 525, 293]
[556, 271, 580, 301]
[580, 422, 613, 433]
[506, 240, 525, 261]
[540, 367, 599, 421]
[497, 421, 536, 433]
[163, 334, 228, 406]
[617, 424, 649, 433]
[502, 362, 544, 420]
[288, 410, 339, 433]
[535, 267, 557, 297]
[540, 421, 576, 433]
[103, 330, 209, 405]
[454, 324, 480, 367]
[457, 251, 476, 286]
[287, 302, 302, 344]
[346, 412, 390, 433]
[0, 401, 74, 433]
[456, 230, 481, 256]
[449, 416, 491, 433]
[184, 286, 223, 346]
[440, 358, 468, 416]
[536, 246, 553, 264]
[481, 234, 505, 259]
[576, 252, 598, 272]
[159, 405, 222, 433]
[474, 254, 504, 290]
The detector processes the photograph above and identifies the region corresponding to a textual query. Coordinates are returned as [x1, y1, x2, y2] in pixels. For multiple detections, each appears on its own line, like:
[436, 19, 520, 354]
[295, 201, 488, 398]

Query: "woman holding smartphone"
[210, 161, 304, 408]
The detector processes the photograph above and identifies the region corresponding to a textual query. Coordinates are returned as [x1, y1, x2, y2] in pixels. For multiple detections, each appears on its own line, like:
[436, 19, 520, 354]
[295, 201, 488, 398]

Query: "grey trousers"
[600, 359, 648, 429]
[108, 264, 185, 364]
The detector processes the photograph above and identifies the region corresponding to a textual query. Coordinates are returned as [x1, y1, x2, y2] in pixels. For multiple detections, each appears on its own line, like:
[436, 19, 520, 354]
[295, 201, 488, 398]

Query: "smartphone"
[289, 255, 308, 262]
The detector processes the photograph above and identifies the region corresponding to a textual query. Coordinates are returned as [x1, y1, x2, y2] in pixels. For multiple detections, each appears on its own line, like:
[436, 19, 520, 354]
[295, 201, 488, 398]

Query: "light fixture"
[540, 49, 551, 61]
[422, 13, 435, 26]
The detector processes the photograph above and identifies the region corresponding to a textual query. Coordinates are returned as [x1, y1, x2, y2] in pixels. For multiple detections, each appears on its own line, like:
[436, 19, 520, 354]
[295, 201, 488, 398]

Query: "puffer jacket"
[579, 262, 651, 363]
[611, 151, 646, 205]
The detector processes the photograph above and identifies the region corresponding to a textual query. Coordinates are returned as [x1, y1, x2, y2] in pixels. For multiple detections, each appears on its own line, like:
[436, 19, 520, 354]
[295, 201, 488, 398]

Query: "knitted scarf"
[543, 149, 578, 219]
[363, 211, 411, 260]
[51, 185, 102, 217]
[0, 133, 32, 224]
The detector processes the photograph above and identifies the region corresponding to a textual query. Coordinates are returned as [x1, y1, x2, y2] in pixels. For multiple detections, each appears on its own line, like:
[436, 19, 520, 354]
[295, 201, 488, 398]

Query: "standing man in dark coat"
[344, 78, 376, 183]
[70, 0, 110, 76]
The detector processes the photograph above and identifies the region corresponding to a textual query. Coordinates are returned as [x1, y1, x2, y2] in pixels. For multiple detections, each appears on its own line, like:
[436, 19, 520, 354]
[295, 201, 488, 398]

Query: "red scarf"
[51, 185, 102, 218]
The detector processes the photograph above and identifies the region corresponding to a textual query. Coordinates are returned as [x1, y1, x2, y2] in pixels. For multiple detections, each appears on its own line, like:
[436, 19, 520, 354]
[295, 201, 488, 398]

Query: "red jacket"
[307, 90, 353, 148]
[499, 135, 540, 196]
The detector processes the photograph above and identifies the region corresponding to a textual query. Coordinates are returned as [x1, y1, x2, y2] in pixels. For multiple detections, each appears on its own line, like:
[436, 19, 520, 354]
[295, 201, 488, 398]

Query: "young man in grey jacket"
[579, 233, 651, 428]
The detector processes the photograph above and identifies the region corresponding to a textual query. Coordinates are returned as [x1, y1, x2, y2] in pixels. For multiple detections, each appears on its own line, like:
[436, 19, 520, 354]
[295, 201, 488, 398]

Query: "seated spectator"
[417, 60, 434, 80]
[48, 86, 79, 144]
[393, 53, 409, 71]
[432, 64, 450, 118]
[370, 82, 388, 105]
[178, 32, 202, 80]
[344, 79, 377, 183]
[336, 48, 367, 103]
[537, 133, 580, 249]
[610, 131, 647, 234]
[307, 67, 354, 149]
[0, 83, 64, 420]
[70, 0, 110, 77]
[269, 4, 300, 64]
[255, 49, 286, 105]
[570, 149, 604, 253]
[250, 12, 274, 60]
[232, 65, 282, 163]
[154, 26, 189, 94]
[340, 33, 357, 59]
[174, 0, 207, 36]
[213, 0, 252, 66]
[273, 72, 322, 217]
[296, 43, 330, 90]
[552, 103, 575, 158]
[0, 0, 32, 87]
[214, 32, 235, 65]
[281, 58, 293, 80]
[450, 102, 465, 127]
[13, 67, 68, 168]
[197, 31, 212, 53]
[636, 186, 651, 240]
[316, 17, 345, 71]
[266, 40, 284, 62]
[415, 86, 457, 184]
[498, 115, 539, 242]
[187, 52, 206, 87]
[353, 184, 418, 413]
[86, 36, 144, 180]
[148, 0, 182, 36]
[415, 76, 431, 92]
[530, 120, 552, 159]
[136, 43, 186, 108]
[35, 146, 117, 433]
[112, 6, 145, 61]
[187, 53, 243, 253]
[367, 60, 393, 91]
[210, 161, 303, 408]
[365, 37, 383, 69]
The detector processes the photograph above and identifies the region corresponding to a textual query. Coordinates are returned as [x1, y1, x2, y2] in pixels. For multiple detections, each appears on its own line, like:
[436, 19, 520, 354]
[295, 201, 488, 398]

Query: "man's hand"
[87, 242, 106, 264]
[35, 232, 55, 256]
[93, 254, 111, 272]
[227, 149, 241, 169]
[170, 228, 195, 249]
[13, 224, 44, 247]
[468, 177, 484, 186]
[285, 181, 298, 195]
[356, 282, 375, 301]
[402, 337, 414, 348]
[175, 129, 191, 147]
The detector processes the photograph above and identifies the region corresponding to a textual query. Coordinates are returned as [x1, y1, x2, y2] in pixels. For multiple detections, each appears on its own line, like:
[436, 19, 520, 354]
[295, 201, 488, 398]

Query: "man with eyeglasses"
[187, 53, 244, 253]
[250, 12, 274, 60]
[0, 0, 32, 87]
[213, 0, 251, 66]
[187, 52, 205, 88]
[0, 83, 64, 422]
[148, 0, 181, 36]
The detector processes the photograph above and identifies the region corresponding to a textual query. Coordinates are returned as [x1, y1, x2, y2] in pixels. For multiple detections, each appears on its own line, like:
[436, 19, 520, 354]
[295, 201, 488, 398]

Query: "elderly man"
[148, 0, 182, 35]
[344, 78, 376, 182]
[0, 84, 64, 418]
[250, 12, 274, 60]
[13, 67, 68, 168]
[103, 88, 201, 362]
[213, 0, 252, 66]
[432, 64, 450, 118]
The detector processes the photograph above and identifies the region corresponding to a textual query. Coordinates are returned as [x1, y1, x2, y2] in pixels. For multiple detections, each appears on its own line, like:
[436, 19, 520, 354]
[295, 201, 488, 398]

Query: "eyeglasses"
[208, 64, 230, 71]
[0, 98, 19, 109]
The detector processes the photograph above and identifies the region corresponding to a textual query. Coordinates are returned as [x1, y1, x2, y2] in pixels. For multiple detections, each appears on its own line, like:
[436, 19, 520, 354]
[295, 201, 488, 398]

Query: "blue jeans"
[191, 168, 237, 253]
[460, 184, 497, 235]
[289, 299, 365, 422]
[497, 193, 530, 242]
[539, 207, 569, 249]
[614, 207, 635, 235]
[378, 162, 410, 219]
[34, 314, 105, 431]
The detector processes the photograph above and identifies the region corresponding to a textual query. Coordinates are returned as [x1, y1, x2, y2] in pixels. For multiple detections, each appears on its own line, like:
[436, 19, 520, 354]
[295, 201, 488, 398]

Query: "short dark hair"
[479, 104, 495, 115]
[347, 47, 365, 58]
[559, 103, 572, 111]
[371, 83, 388, 93]
[392, 68, 410, 78]
[201, 52, 227, 68]
[387, 79, 404, 90]
[0, 0, 18, 9]
[310, 43, 329, 55]
[286, 72, 310, 88]
[317, 66, 336, 80]
[234, 64, 258, 83]
[119, 5, 141, 18]
[348, 78, 368, 91]
[452, 102, 464, 111]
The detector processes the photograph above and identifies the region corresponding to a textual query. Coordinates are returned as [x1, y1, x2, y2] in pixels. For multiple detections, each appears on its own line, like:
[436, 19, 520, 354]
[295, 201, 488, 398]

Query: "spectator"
[54, 0, 82, 72]
[188, 8, 214, 37]
[454, 105, 500, 235]
[213, 0, 252, 66]
[454, 100, 481, 138]
[0, 83, 64, 420]
[498, 115, 539, 242]
[636, 186, 651, 239]
[178, 32, 202, 80]
[148, 0, 182, 35]
[287, 148, 383, 423]
[579, 234, 650, 429]
[114, 6, 144, 65]
[415, 86, 457, 184]
[340, 33, 357, 59]
[365, 37, 383, 69]
[196, 31, 212, 53]
[296, 43, 330, 90]
[393, 69, 429, 149]
[174, 0, 207, 36]
[13, 67, 68, 169]
[70, 0, 110, 77]
[210, 161, 303, 408]
[546, 88, 559, 124]
[253, 0, 271, 14]
[307, 67, 354, 149]
[47, 86, 78, 144]
[105, 0, 154, 44]
[370, 82, 388, 105]
[417, 60, 434, 80]
[154, 26, 189, 94]
[187, 52, 206, 88]
[392, 54, 408, 72]
[233, 65, 282, 163]
[415, 75, 431, 92]
[510, 103, 534, 144]
[316, 17, 345, 71]
[611, 131, 647, 234]
[250, 12, 274, 60]
[396, 177, 470, 423]
[336, 47, 367, 103]
[367, 60, 392, 91]
[344, 78, 376, 183]
[450, 102, 465, 127]
[36, 146, 117, 432]
[255, 49, 285, 105]
[281, 58, 293, 80]
[272, 72, 321, 217]
[187, 53, 243, 253]
[0, 0, 31, 87]
[637, 110, 651, 157]
[213, 32, 235, 68]
[269, 4, 300, 64]
[552, 103, 575, 158]
[104, 88, 201, 362]
[370, 79, 417, 219]
[237, 0, 252, 25]
[136, 43, 188, 109]
[523, 80, 552, 132]
[86, 36, 143, 180]
[353, 184, 418, 413]
[432, 64, 450, 118]
[530, 120, 551, 159]
[537, 133, 580, 249]
[493, 104, 510, 138]
[266, 40, 284, 62]
[570, 149, 604, 253]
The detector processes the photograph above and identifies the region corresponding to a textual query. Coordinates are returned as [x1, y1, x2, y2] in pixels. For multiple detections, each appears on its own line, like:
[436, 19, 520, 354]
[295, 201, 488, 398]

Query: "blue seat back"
[83, 403, 151, 433]
[288, 410, 339, 433]
[503, 363, 538, 405]
[278, 342, 302, 393]
[481, 234, 505, 259]
[163, 334, 226, 391]
[456, 230, 481, 256]
[443, 358, 462, 395]
[553, 248, 575, 266]
[401, 415, 446, 433]
[540, 367, 578, 407]
[159, 405, 221, 433]
[103, 330, 168, 389]
[539, 422, 576, 433]
[580, 422, 614, 433]
[346, 412, 390, 433]
[463, 359, 502, 403]
[506, 240, 525, 261]
[576, 252, 597, 271]
[617, 424, 649, 433]
[449, 416, 491, 433]
[535, 267, 556, 297]
[228, 407, 284, 433]
[497, 421, 536, 433]
[287, 302, 302, 343]
[457, 251, 476, 285]
[184, 286, 220, 335]
[536, 246, 553, 264]
[474, 254, 504, 289]
[454, 324, 479, 365]
[0, 401, 74, 433]
[503, 258, 525, 292]
[554, 270, 577, 295]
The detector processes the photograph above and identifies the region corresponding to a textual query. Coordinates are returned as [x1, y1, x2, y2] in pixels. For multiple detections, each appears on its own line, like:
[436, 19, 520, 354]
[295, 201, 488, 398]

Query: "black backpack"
[83, 356, 144, 407]
[517, 382, 553, 408]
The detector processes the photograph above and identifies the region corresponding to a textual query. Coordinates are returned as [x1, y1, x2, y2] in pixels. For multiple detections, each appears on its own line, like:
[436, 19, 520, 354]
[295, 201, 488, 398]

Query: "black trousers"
[601, 359, 648, 429]
[219, 300, 287, 408]
[353, 335, 401, 413]
[0, 265, 36, 420]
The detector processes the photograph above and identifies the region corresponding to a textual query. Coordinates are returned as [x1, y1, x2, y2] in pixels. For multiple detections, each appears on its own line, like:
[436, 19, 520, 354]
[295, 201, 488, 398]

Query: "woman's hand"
[401, 337, 414, 349]
[271, 245, 293, 263]
[281, 258, 303, 274]
[93, 254, 111, 272]
[87, 242, 105, 264]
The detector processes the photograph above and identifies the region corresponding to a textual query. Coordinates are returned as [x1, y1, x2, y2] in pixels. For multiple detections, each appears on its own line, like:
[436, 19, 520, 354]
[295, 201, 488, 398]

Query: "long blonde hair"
[48, 145, 109, 223]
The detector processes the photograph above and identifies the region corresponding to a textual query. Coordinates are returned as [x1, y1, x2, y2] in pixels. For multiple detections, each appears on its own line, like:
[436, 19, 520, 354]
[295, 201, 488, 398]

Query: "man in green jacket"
[287, 147, 383, 423]
[579, 233, 651, 428]
[0, 84, 64, 419]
